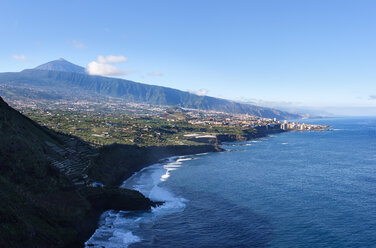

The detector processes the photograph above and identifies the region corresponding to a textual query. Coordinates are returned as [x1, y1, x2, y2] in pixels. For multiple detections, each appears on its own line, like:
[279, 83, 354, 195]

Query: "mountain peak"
[34, 59, 86, 73]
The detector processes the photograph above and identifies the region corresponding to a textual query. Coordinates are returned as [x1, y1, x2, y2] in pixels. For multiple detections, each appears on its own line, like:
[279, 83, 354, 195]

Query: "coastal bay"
[2, 2, 375, 247]
[87, 117, 376, 247]
[82, 126, 285, 247]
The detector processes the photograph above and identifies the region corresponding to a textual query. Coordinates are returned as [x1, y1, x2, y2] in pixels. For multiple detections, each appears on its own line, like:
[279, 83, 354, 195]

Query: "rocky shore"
[65, 126, 284, 247]
[78, 127, 283, 247]
[72, 144, 221, 247]
[216, 125, 286, 143]
[88, 144, 221, 187]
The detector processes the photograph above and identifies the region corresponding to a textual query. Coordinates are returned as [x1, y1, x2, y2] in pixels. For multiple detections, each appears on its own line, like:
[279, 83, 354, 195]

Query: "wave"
[85, 156, 193, 248]
[85, 210, 142, 248]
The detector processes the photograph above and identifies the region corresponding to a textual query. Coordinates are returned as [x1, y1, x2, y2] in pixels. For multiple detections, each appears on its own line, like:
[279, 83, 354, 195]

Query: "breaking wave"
[85, 156, 193, 248]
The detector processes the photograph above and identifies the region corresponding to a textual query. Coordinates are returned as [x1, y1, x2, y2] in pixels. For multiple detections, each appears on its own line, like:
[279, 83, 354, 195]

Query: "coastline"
[80, 128, 284, 247]
[88, 144, 222, 188]
[72, 144, 220, 247]
[85, 155, 202, 247]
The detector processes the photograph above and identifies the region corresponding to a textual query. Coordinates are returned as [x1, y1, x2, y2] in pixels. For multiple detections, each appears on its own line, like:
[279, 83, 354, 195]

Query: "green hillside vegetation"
[21, 109, 260, 147]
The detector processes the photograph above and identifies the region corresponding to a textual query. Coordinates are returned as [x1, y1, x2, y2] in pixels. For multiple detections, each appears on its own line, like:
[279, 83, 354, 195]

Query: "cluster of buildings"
[182, 109, 329, 131]
[185, 110, 274, 127]
[280, 120, 329, 131]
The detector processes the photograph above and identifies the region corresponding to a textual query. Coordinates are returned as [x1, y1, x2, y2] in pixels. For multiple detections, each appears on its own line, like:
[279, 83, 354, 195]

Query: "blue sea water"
[86, 117, 376, 248]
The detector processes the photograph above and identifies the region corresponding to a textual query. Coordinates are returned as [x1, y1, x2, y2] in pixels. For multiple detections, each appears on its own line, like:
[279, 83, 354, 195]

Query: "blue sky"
[1, 0, 376, 115]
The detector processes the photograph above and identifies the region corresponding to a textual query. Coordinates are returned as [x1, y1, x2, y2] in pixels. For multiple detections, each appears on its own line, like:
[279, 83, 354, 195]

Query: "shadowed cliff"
[0, 97, 157, 247]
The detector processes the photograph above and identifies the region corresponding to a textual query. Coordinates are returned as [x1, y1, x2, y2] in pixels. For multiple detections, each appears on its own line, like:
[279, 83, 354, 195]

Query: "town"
[3, 93, 330, 147]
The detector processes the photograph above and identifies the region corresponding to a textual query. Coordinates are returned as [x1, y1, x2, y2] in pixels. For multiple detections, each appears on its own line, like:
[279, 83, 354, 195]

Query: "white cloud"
[12, 54, 28, 61]
[72, 40, 86, 49]
[86, 61, 125, 76]
[86, 55, 128, 76]
[189, 88, 209, 96]
[369, 95, 376, 100]
[149, 71, 163, 77]
[97, 55, 127, 63]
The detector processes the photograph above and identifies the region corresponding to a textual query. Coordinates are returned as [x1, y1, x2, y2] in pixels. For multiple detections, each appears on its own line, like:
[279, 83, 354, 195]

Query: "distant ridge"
[34, 58, 86, 73]
[0, 59, 302, 119]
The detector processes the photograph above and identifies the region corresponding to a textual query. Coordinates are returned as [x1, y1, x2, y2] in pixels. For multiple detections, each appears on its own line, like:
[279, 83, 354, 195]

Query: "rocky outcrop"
[214, 126, 286, 144]
[82, 187, 157, 211]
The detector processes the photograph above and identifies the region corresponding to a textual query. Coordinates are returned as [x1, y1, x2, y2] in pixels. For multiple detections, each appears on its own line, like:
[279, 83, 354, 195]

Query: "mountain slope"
[0, 96, 156, 247]
[34, 58, 86, 73]
[0, 61, 301, 119]
[0, 95, 87, 247]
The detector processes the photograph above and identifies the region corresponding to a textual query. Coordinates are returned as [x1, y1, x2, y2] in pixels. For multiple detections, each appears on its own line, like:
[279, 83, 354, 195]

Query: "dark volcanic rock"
[88, 144, 220, 187]
[83, 187, 156, 211]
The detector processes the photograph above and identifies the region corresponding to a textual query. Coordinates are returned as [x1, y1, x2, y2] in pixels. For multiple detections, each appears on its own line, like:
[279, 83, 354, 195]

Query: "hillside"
[0, 95, 223, 247]
[0, 96, 157, 247]
[0, 59, 301, 119]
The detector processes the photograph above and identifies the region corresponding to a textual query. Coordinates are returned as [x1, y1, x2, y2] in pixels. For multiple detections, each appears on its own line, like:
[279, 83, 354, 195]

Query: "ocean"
[85, 117, 376, 248]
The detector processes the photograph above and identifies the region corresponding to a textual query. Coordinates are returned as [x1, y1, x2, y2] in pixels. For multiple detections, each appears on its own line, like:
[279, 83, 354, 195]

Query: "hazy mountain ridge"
[34, 58, 86, 73]
[0, 59, 301, 119]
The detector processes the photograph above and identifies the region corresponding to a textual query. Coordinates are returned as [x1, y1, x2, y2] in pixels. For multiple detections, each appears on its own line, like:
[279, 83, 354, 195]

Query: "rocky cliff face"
[88, 144, 220, 187]
[212, 126, 286, 144]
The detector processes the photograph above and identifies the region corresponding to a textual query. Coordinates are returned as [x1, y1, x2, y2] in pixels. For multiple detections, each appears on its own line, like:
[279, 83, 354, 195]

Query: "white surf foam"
[85, 156, 193, 247]
[85, 210, 143, 248]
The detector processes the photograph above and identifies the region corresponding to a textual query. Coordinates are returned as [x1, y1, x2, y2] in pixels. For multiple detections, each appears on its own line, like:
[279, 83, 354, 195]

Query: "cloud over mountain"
[86, 55, 127, 76]
[189, 88, 209, 96]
